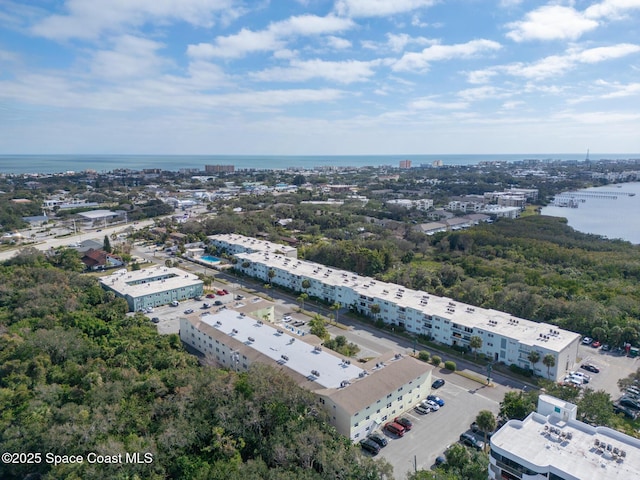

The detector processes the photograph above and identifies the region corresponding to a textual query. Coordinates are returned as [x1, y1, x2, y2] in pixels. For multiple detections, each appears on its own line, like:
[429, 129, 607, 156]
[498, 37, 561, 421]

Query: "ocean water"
[0, 153, 638, 175]
[541, 183, 640, 244]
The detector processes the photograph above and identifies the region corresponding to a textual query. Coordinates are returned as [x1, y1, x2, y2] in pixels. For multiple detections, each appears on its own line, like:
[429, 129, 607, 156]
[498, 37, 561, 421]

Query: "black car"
[359, 438, 380, 455]
[368, 433, 388, 448]
[619, 396, 640, 410]
[151, 317, 160, 324]
[460, 433, 484, 451]
[614, 404, 638, 419]
[432, 379, 445, 389]
[394, 417, 413, 431]
[581, 364, 600, 373]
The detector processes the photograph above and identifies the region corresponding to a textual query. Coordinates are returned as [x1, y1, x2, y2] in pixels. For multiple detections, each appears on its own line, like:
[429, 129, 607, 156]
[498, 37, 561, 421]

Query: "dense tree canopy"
[0, 259, 392, 480]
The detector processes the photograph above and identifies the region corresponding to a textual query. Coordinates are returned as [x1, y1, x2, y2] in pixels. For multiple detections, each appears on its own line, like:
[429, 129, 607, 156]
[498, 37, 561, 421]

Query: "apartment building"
[180, 309, 431, 440]
[490, 394, 640, 480]
[208, 235, 581, 381]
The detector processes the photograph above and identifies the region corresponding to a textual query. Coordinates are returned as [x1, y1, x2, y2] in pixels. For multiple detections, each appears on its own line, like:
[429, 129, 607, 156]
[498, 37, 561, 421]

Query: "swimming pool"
[200, 255, 220, 263]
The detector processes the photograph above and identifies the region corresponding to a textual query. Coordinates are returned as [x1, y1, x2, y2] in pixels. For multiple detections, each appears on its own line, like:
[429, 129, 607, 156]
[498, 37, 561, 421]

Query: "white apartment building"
[209, 234, 298, 258]
[180, 309, 431, 440]
[386, 198, 434, 211]
[100, 266, 203, 311]
[208, 235, 581, 382]
[490, 394, 640, 480]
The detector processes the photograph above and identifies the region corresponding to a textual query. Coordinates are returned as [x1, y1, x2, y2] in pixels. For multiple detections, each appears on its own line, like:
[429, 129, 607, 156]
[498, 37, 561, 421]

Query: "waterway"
[541, 183, 640, 244]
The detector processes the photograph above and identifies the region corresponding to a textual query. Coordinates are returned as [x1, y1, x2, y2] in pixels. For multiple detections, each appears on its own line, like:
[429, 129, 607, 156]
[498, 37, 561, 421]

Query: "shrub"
[509, 364, 533, 377]
[444, 361, 456, 371]
[418, 350, 430, 362]
[432, 355, 442, 367]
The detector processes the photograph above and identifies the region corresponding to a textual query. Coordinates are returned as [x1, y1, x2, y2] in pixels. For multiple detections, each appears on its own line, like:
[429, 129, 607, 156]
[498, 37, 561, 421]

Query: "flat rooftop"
[234, 250, 579, 352]
[198, 309, 364, 389]
[491, 412, 640, 479]
[209, 234, 297, 256]
[100, 266, 202, 297]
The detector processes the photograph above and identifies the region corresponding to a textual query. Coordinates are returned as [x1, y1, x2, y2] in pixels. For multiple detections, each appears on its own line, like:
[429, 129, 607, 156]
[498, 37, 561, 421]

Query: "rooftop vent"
[231, 329, 238, 334]
[311, 370, 320, 377]
[247, 336, 255, 342]
[281, 354, 289, 361]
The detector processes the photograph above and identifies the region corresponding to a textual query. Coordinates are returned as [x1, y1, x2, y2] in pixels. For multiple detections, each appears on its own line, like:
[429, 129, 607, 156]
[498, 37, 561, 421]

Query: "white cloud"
[251, 58, 381, 84]
[585, 0, 640, 20]
[469, 43, 640, 80]
[90, 35, 168, 80]
[408, 97, 469, 110]
[335, 0, 436, 18]
[188, 14, 354, 58]
[325, 36, 352, 49]
[575, 43, 640, 63]
[457, 86, 510, 102]
[599, 81, 640, 98]
[393, 39, 502, 72]
[501, 100, 525, 110]
[506, 5, 598, 42]
[31, 0, 239, 40]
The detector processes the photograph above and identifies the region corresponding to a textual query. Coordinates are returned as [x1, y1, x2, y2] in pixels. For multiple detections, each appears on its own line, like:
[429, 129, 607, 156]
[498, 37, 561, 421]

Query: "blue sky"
[1, 0, 639, 155]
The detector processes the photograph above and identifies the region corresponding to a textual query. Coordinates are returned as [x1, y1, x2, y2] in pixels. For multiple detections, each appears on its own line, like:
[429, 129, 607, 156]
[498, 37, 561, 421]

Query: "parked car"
[434, 455, 446, 466]
[202, 303, 211, 309]
[460, 433, 484, 451]
[368, 433, 388, 448]
[206, 293, 216, 298]
[601, 344, 611, 352]
[427, 395, 445, 406]
[184, 309, 194, 314]
[592, 340, 602, 348]
[394, 417, 413, 431]
[235, 294, 245, 300]
[582, 337, 593, 345]
[214, 300, 223, 306]
[222, 289, 229, 294]
[432, 378, 445, 389]
[194, 296, 202, 301]
[384, 422, 406, 437]
[414, 404, 431, 414]
[620, 396, 640, 410]
[216, 289, 225, 295]
[569, 371, 590, 383]
[359, 438, 380, 455]
[470, 422, 494, 438]
[151, 317, 160, 324]
[581, 364, 600, 373]
[614, 403, 638, 419]
[170, 300, 179, 307]
[424, 399, 440, 411]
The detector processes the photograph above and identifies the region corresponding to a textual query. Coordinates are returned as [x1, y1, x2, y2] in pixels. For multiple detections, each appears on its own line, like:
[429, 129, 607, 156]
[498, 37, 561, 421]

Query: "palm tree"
[370, 303, 381, 320]
[267, 269, 275, 284]
[330, 302, 341, 323]
[301, 279, 311, 291]
[543, 354, 556, 379]
[297, 293, 309, 311]
[469, 336, 482, 359]
[475, 410, 497, 451]
[527, 350, 540, 375]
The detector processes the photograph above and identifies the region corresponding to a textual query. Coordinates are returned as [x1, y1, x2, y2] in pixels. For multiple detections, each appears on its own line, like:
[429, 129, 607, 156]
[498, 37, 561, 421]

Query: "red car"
[216, 290, 225, 295]
[206, 293, 216, 298]
[222, 289, 229, 294]
[592, 341, 601, 348]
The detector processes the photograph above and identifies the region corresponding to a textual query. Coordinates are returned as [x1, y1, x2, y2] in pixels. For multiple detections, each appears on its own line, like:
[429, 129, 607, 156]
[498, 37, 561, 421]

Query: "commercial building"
[208, 235, 580, 381]
[205, 164, 235, 173]
[490, 394, 640, 480]
[180, 308, 432, 440]
[99, 266, 203, 312]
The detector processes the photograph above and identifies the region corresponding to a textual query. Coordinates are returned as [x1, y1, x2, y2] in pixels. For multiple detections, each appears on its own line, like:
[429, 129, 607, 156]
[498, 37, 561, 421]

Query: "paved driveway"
[574, 344, 640, 400]
[372, 376, 499, 478]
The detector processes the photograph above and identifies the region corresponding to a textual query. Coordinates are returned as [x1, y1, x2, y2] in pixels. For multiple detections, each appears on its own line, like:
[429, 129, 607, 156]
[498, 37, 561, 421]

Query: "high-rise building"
[399, 159, 412, 169]
[205, 164, 235, 173]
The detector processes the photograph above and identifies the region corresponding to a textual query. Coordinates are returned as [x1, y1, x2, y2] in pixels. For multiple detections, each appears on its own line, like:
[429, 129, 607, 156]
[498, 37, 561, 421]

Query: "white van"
[170, 300, 179, 307]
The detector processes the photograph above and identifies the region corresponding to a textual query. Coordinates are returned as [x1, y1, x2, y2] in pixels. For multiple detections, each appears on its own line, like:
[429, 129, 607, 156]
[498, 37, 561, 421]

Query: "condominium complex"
[180, 308, 432, 440]
[209, 234, 581, 381]
[490, 395, 640, 480]
[99, 266, 203, 312]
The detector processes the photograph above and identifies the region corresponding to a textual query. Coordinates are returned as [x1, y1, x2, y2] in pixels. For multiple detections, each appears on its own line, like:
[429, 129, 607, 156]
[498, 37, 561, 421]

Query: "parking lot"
[370, 375, 500, 477]
[575, 344, 640, 399]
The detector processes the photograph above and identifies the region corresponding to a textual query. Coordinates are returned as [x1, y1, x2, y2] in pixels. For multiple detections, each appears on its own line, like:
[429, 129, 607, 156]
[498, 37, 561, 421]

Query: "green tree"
[475, 410, 497, 450]
[499, 391, 537, 421]
[267, 269, 275, 284]
[103, 235, 112, 253]
[301, 279, 311, 291]
[297, 293, 308, 311]
[330, 302, 341, 323]
[527, 350, 540, 374]
[370, 303, 381, 319]
[543, 354, 556, 379]
[609, 325, 623, 347]
[591, 326, 607, 343]
[578, 388, 613, 426]
[308, 314, 328, 340]
[469, 336, 482, 359]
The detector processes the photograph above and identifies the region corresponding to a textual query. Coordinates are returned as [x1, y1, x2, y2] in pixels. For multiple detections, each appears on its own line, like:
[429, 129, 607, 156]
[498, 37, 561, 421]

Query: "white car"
[423, 399, 440, 411]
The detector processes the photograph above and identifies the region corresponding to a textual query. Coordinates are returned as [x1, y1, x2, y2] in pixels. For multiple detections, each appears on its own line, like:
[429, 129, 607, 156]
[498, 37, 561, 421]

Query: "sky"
[0, 0, 639, 155]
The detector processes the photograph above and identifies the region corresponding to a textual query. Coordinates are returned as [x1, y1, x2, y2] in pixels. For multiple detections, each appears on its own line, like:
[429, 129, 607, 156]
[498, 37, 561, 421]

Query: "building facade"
[100, 266, 203, 311]
[180, 309, 431, 440]
[208, 235, 581, 381]
[490, 394, 640, 480]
